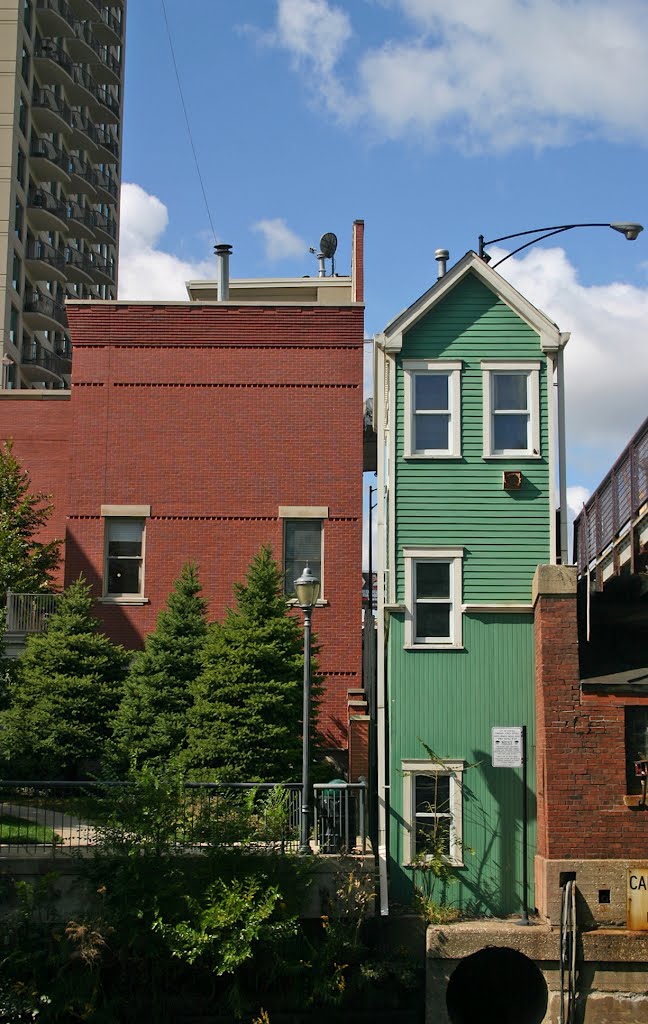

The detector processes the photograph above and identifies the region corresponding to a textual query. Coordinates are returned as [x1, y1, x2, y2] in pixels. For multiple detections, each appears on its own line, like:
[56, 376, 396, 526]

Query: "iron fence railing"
[5, 592, 60, 633]
[574, 415, 648, 576]
[0, 781, 368, 858]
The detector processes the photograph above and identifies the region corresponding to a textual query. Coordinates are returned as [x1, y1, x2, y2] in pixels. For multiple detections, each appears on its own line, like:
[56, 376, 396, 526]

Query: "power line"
[160, 0, 217, 245]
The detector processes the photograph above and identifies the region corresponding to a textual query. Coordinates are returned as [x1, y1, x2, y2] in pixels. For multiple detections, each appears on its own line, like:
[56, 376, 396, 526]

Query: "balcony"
[65, 201, 97, 242]
[60, 245, 94, 283]
[93, 126, 119, 162]
[94, 167, 118, 203]
[68, 154, 98, 197]
[27, 188, 68, 234]
[29, 137, 71, 185]
[33, 40, 75, 87]
[66, 19, 102, 63]
[23, 292, 68, 334]
[67, 0, 101, 20]
[25, 237, 67, 284]
[35, 0, 74, 38]
[31, 88, 71, 137]
[92, 210, 117, 245]
[93, 7, 123, 46]
[86, 249, 115, 285]
[67, 63, 97, 107]
[21, 338, 70, 383]
[91, 47, 121, 86]
[87, 81, 121, 123]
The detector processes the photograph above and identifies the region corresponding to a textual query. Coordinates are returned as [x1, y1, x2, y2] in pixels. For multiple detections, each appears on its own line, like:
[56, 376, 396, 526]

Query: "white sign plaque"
[492, 726, 523, 768]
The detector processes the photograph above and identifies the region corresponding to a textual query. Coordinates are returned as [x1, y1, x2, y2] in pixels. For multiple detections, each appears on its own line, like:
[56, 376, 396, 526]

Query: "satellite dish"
[319, 232, 338, 259]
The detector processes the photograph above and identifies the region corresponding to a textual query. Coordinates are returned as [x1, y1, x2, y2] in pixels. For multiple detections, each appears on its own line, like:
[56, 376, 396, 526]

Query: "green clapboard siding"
[395, 271, 551, 603]
[387, 612, 536, 915]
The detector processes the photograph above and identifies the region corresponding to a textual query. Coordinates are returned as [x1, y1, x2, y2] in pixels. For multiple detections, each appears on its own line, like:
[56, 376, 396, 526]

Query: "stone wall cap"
[532, 564, 577, 604]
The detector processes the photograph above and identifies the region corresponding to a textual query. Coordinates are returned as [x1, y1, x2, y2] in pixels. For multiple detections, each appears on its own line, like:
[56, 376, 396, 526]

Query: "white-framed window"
[403, 360, 462, 458]
[482, 360, 540, 458]
[278, 506, 327, 599]
[402, 759, 464, 866]
[404, 547, 463, 649]
[101, 505, 150, 603]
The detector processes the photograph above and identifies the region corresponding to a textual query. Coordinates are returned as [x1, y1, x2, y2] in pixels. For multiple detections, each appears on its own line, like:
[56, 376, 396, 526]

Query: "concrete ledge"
[532, 563, 577, 604]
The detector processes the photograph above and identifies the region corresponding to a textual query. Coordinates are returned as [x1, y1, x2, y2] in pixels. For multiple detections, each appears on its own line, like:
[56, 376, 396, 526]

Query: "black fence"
[0, 780, 367, 858]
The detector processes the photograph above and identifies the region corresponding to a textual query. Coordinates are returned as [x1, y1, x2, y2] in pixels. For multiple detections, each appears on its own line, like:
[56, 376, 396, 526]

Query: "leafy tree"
[110, 563, 208, 772]
[184, 545, 320, 781]
[0, 579, 128, 779]
[0, 439, 60, 605]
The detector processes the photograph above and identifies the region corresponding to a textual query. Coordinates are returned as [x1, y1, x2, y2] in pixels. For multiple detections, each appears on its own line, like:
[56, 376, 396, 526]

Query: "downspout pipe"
[557, 333, 570, 565]
[215, 243, 232, 301]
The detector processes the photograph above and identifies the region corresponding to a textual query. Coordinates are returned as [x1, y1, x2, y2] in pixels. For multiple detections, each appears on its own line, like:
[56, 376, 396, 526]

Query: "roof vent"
[435, 249, 449, 278]
[214, 243, 232, 301]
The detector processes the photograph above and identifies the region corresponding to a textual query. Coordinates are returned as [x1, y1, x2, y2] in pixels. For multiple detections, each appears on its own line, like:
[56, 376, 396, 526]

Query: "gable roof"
[378, 250, 567, 354]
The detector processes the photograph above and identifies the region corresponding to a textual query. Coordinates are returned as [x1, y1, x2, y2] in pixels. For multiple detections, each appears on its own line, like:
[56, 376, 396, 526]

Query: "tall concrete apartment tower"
[0, 0, 125, 389]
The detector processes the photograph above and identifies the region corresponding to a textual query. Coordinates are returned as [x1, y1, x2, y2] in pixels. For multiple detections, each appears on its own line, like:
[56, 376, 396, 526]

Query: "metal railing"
[6, 592, 60, 633]
[23, 292, 68, 330]
[0, 780, 368, 857]
[574, 415, 648, 577]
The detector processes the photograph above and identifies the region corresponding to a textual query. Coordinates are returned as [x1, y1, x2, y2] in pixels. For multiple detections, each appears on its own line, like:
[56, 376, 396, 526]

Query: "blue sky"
[118, 0, 648, 535]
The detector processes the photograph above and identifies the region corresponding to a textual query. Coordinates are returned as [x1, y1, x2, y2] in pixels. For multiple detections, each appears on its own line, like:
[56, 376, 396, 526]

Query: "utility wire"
[160, 0, 218, 246]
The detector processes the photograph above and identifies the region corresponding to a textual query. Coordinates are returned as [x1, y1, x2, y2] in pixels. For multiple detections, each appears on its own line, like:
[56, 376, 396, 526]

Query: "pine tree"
[111, 562, 208, 772]
[0, 579, 128, 779]
[184, 545, 320, 782]
[0, 440, 60, 604]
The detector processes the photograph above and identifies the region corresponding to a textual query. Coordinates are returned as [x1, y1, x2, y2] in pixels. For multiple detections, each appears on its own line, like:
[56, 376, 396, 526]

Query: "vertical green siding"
[388, 613, 536, 914]
[395, 271, 551, 603]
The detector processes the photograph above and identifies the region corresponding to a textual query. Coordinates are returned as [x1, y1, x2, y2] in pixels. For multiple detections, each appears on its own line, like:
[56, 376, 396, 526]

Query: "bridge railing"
[574, 416, 648, 578]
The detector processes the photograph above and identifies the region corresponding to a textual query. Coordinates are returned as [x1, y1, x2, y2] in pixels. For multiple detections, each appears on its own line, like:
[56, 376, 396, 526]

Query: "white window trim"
[481, 360, 540, 459]
[101, 510, 148, 604]
[404, 546, 463, 649]
[280, 510, 326, 604]
[403, 360, 462, 459]
[402, 759, 464, 867]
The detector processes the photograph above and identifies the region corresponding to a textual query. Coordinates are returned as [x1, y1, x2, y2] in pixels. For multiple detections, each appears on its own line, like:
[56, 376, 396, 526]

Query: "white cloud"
[276, 0, 351, 74]
[495, 245, 648, 487]
[252, 217, 307, 262]
[267, 0, 648, 150]
[567, 486, 591, 518]
[118, 183, 215, 300]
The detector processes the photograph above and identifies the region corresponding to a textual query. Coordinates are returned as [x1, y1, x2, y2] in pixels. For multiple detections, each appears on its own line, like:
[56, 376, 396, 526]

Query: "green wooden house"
[373, 251, 570, 916]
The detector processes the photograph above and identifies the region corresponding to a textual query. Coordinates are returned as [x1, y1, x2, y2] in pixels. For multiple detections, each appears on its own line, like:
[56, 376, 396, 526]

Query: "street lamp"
[294, 564, 320, 855]
[478, 221, 643, 268]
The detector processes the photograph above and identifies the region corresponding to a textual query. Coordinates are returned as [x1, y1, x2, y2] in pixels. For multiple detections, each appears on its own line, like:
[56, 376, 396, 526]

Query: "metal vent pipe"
[435, 248, 449, 278]
[214, 243, 232, 300]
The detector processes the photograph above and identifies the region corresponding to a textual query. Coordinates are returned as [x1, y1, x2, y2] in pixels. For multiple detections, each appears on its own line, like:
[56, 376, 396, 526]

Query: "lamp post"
[478, 221, 643, 268]
[294, 564, 320, 855]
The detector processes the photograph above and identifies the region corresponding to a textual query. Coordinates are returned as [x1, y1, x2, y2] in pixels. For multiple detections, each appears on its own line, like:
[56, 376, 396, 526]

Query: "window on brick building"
[625, 707, 648, 795]
[279, 506, 327, 600]
[402, 759, 464, 866]
[101, 506, 150, 602]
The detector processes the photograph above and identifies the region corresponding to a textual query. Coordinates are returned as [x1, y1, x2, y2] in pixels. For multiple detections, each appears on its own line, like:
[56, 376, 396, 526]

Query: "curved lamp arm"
[479, 222, 643, 268]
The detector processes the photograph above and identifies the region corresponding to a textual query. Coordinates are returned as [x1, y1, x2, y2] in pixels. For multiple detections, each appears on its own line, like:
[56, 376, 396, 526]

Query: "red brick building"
[0, 222, 366, 764]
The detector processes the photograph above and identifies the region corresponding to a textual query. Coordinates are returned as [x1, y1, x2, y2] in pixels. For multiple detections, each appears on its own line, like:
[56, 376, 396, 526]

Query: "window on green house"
[404, 360, 462, 458]
[402, 759, 464, 866]
[482, 361, 540, 458]
[404, 547, 463, 649]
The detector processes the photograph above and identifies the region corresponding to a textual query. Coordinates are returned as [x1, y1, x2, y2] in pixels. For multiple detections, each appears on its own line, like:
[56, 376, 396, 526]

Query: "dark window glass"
[625, 707, 648, 794]
[416, 562, 449, 600]
[414, 560, 452, 640]
[415, 374, 448, 411]
[105, 518, 144, 595]
[414, 774, 451, 857]
[284, 520, 322, 595]
[493, 373, 528, 411]
[413, 372, 451, 452]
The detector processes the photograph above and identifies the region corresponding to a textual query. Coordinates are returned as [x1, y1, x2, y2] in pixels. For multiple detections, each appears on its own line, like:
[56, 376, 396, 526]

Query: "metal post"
[299, 605, 312, 854]
[517, 724, 530, 925]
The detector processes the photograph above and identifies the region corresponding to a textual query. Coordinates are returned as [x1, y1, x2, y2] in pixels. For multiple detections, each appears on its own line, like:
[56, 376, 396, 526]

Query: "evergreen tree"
[0, 440, 60, 605]
[0, 579, 128, 779]
[111, 562, 208, 772]
[184, 545, 320, 782]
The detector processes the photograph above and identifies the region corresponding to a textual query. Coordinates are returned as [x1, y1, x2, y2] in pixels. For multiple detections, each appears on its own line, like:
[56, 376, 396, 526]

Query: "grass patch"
[0, 814, 60, 845]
